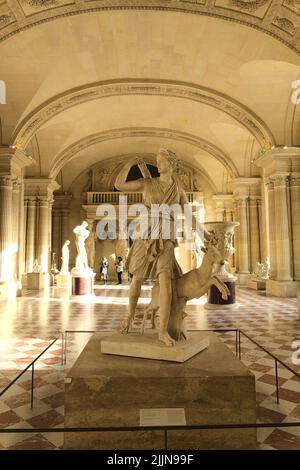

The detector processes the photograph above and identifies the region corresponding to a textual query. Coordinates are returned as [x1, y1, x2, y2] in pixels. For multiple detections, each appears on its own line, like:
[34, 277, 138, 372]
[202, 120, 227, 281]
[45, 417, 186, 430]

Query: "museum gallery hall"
[0, 0, 300, 452]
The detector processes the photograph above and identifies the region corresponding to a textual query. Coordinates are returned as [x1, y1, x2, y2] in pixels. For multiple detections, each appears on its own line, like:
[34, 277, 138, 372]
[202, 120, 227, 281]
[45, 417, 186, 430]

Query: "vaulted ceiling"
[1, 2, 300, 193]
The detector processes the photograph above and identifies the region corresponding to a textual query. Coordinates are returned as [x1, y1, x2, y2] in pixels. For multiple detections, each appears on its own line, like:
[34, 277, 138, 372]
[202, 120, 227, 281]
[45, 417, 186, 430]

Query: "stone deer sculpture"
[141, 239, 231, 340]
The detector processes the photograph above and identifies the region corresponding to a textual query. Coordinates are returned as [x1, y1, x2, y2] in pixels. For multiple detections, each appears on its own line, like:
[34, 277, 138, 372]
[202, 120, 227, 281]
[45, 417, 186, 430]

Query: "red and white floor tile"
[0, 284, 299, 450]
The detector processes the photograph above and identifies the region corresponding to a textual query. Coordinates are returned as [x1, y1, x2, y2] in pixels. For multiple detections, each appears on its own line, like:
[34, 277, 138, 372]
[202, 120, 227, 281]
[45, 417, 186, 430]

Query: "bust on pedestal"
[204, 221, 239, 310]
[56, 240, 71, 288]
[71, 222, 95, 295]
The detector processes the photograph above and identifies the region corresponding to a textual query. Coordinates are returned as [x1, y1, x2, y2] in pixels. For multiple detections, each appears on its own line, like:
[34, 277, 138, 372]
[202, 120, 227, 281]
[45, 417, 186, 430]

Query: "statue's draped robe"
[126, 176, 183, 280]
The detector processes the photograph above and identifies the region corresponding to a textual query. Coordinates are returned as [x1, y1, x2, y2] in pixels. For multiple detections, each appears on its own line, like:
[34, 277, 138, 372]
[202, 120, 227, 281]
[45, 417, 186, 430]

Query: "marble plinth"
[249, 279, 266, 290]
[205, 280, 237, 310]
[71, 273, 94, 295]
[27, 273, 49, 290]
[266, 279, 299, 297]
[64, 332, 257, 450]
[56, 273, 71, 288]
[101, 332, 209, 363]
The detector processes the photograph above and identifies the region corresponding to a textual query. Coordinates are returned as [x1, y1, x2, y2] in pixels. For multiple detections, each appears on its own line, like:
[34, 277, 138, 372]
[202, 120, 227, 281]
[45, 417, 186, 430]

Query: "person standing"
[116, 256, 124, 284]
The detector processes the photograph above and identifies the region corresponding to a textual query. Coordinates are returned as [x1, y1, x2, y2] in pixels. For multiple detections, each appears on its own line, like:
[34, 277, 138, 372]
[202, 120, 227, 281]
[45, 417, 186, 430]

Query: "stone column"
[266, 179, 277, 279]
[233, 200, 239, 272]
[11, 180, 20, 280]
[0, 177, 13, 282]
[237, 197, 250, 279]
[52, 209, 61, 269]
[273, 176, 292, 281]
[37, 197, 49, 273]
[25, 198, 37, 273]
[290, 175, 300, 280]
[256, 146, 300, 296]
[61, 210, 70, 246]
[0, 147, 32, 298]
[249, 197, 260, 272]
[18, 180, 26, 284]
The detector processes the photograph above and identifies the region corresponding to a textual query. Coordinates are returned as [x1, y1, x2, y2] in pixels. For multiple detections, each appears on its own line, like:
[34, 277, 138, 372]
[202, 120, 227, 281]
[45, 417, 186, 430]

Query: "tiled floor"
[0, 284, 299, 450]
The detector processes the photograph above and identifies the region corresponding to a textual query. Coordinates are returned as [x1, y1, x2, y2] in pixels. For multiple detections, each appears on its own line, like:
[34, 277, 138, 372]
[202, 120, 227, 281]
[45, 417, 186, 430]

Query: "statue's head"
[157, 148, 177, 174]
[82, 221, 89, 228]
[66, 240, 70, 245]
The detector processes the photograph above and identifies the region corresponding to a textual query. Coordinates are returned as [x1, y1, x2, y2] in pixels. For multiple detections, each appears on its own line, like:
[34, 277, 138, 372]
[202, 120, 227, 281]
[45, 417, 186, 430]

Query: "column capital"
[255, 146, 300, 176]
[233, 177, 262, 198]
[24, 178, 60, 200]
[0, 175, 12, 187]
[0, 146, 32, 179]
[290, 175, 300, 187]
[273, 175, 288, 188]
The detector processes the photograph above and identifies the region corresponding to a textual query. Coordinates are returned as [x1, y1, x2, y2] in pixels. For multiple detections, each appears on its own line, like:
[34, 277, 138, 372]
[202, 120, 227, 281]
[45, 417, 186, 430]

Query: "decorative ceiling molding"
[48, 126, 239, 184]
[12, 79, 275, 148]
[1, 1, 300, 53]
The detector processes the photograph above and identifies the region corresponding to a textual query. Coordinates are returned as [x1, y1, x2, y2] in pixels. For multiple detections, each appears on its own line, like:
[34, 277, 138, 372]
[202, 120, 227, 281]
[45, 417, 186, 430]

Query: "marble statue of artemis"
[115, 148, 204, 347]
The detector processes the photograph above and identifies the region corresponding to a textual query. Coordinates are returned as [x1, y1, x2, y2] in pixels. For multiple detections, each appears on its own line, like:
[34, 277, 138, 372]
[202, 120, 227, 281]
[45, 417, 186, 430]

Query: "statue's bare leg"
[121, 276, 143, 333]
[158, 270, 175, 347]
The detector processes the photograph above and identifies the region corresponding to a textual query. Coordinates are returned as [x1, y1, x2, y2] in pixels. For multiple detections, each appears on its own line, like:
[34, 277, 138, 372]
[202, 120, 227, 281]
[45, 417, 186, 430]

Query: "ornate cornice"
[1, 2, 300, 55]
[48, 126, 239, 181]
[11, 79, 275, 148]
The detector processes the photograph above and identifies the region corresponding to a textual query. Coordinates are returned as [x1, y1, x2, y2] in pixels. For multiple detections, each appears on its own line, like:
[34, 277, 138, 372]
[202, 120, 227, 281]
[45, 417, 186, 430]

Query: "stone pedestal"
[266, 279, 299, 297]
[71, 273, 94, 295]
[248, 279, 266, 290]
[64, 332, 257, 450]
[27, 272, 49, 290]
[205, 279, 238, 310]
[56, 273, 71, 289]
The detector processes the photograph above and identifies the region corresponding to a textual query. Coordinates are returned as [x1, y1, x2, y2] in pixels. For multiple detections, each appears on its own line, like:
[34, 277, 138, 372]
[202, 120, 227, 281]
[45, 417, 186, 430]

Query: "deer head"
[201, 236, 223, 265]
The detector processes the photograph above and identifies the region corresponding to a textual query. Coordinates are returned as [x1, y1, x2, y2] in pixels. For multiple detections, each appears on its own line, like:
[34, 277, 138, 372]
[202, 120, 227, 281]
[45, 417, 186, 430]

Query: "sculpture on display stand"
[203, 221, 239, 309]
[72, 221, 92, 275]
[32, 259, 40, 273]
[113, 149, 231, 350]
[71, 221, 95, 295]
[256, 257, 270, 280]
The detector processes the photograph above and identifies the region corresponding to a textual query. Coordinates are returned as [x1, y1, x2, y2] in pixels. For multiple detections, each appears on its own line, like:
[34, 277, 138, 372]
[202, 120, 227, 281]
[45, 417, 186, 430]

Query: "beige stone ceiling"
[1, 6, 300, 192]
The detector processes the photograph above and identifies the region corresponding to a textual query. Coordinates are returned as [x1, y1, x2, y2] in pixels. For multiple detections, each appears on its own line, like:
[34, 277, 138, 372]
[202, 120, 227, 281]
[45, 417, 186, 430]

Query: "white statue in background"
[60, 240, 70, 274]
[73, 221, 91, 273]
[256, 256, 270, 280]
[33, 259, 40, 273]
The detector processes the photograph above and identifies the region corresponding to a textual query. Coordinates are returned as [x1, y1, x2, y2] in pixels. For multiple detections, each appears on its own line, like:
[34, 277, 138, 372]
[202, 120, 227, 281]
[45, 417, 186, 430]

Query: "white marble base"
[27, 273, 49, 290]
[101, 331, 210, 363]
[266, 279, 299, 297]
[56, 273, 71, 288]
[248, 279, 266, 290]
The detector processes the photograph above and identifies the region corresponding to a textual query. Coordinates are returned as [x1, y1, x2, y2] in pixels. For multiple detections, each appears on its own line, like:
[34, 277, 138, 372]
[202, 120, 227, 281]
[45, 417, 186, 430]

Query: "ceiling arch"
[48, 126, 239, 181]
[1, 1, 300, 55]
[12, 79, 275, 148]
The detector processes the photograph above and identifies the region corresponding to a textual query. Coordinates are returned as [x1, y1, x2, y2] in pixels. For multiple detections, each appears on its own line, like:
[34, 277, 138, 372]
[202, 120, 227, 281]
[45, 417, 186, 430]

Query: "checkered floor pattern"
[0, 284, 299, 450]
